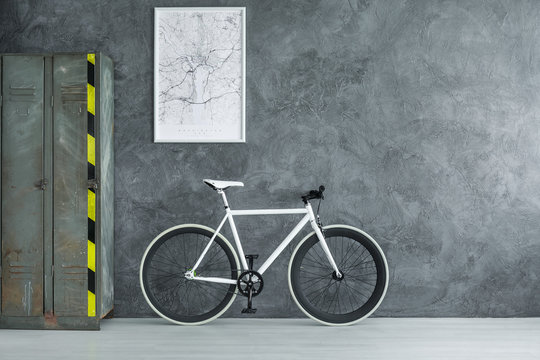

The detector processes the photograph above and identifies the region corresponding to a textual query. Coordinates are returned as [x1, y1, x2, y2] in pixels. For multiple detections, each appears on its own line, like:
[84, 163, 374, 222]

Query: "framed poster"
[154, 7, 246, 143]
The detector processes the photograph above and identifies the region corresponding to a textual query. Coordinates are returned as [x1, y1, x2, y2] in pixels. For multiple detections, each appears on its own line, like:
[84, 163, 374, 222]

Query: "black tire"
[288, 225, 388, 325]
[140, 225, 239, 325]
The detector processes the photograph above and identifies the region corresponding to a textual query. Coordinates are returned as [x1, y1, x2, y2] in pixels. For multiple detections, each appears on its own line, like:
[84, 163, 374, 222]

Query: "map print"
[155, 9, 244, 142]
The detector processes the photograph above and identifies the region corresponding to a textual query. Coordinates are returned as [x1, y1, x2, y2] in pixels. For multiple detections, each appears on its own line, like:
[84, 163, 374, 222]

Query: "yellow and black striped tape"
[87, 53, 96, 317]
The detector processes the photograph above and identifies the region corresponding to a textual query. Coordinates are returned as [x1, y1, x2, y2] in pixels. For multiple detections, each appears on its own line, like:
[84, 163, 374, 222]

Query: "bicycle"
[140, 179, 389, 326]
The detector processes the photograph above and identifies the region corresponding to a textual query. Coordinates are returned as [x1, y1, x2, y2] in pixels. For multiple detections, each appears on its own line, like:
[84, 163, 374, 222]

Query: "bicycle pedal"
[241, 308, 257, 314]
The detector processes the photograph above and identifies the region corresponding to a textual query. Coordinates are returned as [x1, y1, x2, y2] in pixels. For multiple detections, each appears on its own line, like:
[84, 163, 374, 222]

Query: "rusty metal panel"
[1, 55, 44, 316]
[43, 56, 54, 315]
[97, 53, 114, 317]
[0, 55, 2, 315]
[52, 54, 88, 316]
[0, 314, 99, 330]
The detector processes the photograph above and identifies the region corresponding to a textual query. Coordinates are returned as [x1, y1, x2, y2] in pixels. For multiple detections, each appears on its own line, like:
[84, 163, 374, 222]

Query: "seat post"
[217, 189, 230, 209]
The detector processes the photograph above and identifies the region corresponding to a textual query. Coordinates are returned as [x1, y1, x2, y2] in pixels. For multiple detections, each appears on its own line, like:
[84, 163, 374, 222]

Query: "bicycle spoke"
[304, 277, 336, 300]
[152, 253, 184, 268]
[163, 240, 183, 268]
[193, 282, 226, 303]
[345, 274, 377, 286]
[343, 262, 376, 272]
[148, 266, 183, 276]
[328, 281, 343, 314]
[202, 245, 226, 265]
[149, 274, 183, 287]
[342, 279, 360, 313]
[182, 235, 188, 267]
[299, 274, 332, 287]
[156, 280, 183, 307]
[342, 279, 372, 300]
[299, 268, 333, 279]
[299, 262, 331, 271]
[346, 271, 378, 278]
[338, 239, 357, 269]
[325, 285, 338, 313]
[345, 248, 371, 271]
[195, 234, 201, 266]
[303, 251, 329, 269]
[195, 280, 231, 290]
[312, 246, 333, 271]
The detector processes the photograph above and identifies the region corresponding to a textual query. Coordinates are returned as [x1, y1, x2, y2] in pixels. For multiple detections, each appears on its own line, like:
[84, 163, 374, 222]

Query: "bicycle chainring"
[237, 270, 264, 297]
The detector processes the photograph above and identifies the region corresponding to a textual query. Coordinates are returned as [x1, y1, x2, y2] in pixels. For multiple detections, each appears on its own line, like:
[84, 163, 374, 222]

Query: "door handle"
[88, 179, 99, 191]
[16, 107, 29, 116]
[36, 178, 48, 190]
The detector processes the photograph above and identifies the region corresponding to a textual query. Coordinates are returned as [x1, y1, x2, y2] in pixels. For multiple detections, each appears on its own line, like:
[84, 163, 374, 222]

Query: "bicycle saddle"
[203, 179, 244, 190]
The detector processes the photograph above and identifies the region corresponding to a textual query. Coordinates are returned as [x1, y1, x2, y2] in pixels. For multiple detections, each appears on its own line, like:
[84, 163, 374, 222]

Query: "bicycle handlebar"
[301, 185, 325, 203]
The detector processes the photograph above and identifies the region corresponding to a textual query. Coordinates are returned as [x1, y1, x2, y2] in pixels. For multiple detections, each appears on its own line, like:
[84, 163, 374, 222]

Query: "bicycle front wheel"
[140, 224, 239, 325]
[288, 225, 388, 326]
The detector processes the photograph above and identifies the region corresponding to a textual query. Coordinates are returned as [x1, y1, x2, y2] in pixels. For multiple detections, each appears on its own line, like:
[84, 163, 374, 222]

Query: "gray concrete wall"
[1, 0, 539, 317]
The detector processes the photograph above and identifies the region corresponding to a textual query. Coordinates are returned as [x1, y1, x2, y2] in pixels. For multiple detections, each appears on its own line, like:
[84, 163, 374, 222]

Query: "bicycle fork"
[305, 204, 342, 278]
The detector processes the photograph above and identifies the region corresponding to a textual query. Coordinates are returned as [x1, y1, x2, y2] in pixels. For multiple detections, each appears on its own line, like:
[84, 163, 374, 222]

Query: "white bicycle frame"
[185, 189, 341, 285]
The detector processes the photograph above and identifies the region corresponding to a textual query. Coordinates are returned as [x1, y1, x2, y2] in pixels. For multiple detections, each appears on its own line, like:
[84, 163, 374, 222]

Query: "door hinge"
[0, 94, 3, 107]
[51, 265, 54, 276]
[51, 95, 54, 108]
[88, 179, 99, 190]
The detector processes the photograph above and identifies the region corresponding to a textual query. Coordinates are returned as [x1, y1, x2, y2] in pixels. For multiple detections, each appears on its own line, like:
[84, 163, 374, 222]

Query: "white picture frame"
[154, 7, 246, 143]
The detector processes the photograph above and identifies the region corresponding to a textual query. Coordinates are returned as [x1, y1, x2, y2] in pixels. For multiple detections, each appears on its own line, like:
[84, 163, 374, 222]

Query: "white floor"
[0, 318, 539, 360]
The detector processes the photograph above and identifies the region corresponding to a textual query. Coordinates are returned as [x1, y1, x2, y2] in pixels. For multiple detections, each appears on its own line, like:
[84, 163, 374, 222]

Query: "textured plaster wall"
[1, 0, 540, 317]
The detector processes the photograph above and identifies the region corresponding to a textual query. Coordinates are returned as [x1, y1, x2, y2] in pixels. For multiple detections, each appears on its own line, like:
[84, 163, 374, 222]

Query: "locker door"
[53, 54, 88, 316]
[1, 56, 45, 316]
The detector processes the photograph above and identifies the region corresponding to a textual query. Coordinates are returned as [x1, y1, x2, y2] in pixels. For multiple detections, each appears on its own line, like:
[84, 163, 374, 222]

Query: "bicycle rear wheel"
[288, 225, 388, 326]
[140, 224, 239, 325]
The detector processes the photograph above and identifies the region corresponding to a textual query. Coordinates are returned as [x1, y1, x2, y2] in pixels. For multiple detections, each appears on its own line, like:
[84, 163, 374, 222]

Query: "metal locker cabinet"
[0, 56, 45, 317]
[52, 54, 89, 316]
[0, 53, 114, 329]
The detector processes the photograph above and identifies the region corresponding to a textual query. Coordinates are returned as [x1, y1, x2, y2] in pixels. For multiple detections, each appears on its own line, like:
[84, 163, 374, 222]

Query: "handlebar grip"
[301, 185, 326, 203]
